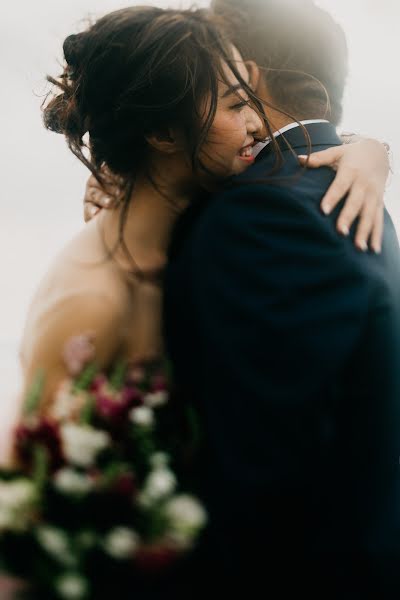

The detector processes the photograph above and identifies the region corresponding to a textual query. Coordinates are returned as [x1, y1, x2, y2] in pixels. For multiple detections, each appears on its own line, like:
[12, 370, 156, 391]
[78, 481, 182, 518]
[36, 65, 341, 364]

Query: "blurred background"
[1, 0, 399, 417]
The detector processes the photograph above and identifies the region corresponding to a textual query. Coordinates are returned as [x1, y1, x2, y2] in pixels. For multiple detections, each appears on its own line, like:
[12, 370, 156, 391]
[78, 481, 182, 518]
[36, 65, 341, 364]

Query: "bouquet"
[0, 335, 207, 599]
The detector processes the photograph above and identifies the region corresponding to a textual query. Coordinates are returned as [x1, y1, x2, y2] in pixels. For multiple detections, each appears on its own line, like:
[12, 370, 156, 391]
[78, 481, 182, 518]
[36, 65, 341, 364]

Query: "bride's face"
[198, 47, 263, 181]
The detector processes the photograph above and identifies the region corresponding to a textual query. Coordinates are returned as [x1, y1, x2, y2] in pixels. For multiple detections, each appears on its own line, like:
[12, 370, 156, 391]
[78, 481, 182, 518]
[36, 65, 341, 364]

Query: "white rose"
[102, 527, 140, 560]
[0, 509, 11, 530]
[50, 380, 88, 422]
[53, 468, 94, 496]
[50, 380, 75, 420]
[75, 530, 97, 551]
[143, 390, 168, 407]
[129, 406, 154, 427]
[60, 423, 110, 468]
[149, 452, 170, 469]
[0, 479, 36, 508]
[36, 526, 76, 568]
[56, 573, 89, 600]
[138, 468, 177, 507]
[164, 494, 208, 545]
[0, 479, 37, 532]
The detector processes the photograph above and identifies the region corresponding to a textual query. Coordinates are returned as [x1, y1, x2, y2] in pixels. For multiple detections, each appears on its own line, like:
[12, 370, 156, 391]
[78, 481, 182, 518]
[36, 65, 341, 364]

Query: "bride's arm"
[21, 294, 123, 416]
[83, 139, 390, 254]
[298, 138, 390, 254]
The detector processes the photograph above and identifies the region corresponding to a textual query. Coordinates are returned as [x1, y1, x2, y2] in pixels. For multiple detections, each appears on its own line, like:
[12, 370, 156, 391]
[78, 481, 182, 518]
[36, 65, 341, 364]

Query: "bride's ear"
[245, 60, 260, 92]
[145, 129, 184, 154]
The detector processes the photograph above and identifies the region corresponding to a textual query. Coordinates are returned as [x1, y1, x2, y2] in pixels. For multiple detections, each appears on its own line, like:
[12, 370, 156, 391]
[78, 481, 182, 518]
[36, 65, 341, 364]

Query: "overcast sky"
[1, 0, 399, 409]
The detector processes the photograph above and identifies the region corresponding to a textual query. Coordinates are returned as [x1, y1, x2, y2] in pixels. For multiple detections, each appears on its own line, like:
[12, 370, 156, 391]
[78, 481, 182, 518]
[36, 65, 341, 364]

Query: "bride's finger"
[354, 196, 379, 252]
[335, 182, 365, 237]
[85, 174, 118, 200]
[319, 166, 356, 216]
[370, 204, 384, 254]
[298, 145, 344, 170]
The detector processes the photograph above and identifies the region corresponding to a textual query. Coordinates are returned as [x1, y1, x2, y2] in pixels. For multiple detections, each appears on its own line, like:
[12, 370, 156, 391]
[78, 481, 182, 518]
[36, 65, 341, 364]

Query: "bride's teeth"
[240, 146, 253, 157]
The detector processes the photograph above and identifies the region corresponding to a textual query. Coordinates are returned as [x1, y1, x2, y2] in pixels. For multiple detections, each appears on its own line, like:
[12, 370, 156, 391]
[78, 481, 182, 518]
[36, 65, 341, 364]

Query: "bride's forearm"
[298, 135, 390, 253]
[339, 131, 393, 178]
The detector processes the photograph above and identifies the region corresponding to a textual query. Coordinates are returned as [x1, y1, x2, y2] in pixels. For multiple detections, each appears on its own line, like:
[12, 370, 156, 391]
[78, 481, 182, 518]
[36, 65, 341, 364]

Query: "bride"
[3, 6, 390, 462]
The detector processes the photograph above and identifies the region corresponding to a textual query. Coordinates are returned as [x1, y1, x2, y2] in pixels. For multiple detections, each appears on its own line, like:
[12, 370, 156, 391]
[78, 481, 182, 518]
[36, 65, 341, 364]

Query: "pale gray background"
[1, 0, 399, 414]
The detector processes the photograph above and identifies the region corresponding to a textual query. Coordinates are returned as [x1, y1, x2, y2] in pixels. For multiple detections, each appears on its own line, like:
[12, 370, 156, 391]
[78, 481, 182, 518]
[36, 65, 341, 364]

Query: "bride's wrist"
[339, 132, 393, 189]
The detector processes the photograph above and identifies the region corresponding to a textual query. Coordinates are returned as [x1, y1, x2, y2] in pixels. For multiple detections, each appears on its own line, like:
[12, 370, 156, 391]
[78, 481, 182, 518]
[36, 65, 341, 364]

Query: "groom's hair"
[212, 0, 348, 125]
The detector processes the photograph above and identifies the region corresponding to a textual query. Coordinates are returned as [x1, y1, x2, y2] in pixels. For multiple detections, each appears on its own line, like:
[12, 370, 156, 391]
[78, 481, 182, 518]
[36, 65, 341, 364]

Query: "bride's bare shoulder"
[22, 220, 133, 350]
[20, 290, 127, 411]
[24, 279, 129, 358]
[19, 219, 138, 407]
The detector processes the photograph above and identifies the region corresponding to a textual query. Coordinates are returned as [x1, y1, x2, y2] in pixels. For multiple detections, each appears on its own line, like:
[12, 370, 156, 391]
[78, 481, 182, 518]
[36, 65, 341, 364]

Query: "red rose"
[135, 542, 181, 572]
[150, 374, 168, 393]
[94, 382, 142, 422]
[113, 472, 137, 498]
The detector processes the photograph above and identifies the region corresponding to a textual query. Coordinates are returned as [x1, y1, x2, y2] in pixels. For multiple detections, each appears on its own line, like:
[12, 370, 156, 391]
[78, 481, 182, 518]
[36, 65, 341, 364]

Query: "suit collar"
[256, 121, 342, 162]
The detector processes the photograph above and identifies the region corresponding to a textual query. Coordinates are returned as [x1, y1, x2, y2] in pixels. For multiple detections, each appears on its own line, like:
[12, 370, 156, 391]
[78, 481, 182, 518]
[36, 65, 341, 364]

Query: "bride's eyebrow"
[221, 84, 246, 99]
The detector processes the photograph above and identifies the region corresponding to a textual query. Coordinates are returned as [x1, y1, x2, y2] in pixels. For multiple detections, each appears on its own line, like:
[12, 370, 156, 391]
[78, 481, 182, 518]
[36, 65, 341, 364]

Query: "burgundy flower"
[134, 542, 181, 572]
[90, 374, 108, 393]
[112, 472, 137, 498]
[150, 374, 168, 393]
[121, 386, 143, 407]
[15, 418, 63, 471]
[95, 394, 127, 422]
[94, 379, 143, 423]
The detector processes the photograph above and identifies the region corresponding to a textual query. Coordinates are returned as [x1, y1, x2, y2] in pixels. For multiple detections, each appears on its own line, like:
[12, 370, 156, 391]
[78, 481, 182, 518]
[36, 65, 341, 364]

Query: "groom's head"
[212, 0, 348, 126]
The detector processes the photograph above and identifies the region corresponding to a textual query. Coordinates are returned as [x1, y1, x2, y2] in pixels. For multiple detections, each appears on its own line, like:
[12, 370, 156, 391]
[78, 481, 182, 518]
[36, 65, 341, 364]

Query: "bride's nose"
[245, 106, 263, 136]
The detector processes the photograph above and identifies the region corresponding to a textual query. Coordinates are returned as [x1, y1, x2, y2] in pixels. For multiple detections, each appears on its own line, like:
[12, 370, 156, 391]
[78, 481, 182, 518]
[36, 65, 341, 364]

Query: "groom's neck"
[256, 78, 318, 136]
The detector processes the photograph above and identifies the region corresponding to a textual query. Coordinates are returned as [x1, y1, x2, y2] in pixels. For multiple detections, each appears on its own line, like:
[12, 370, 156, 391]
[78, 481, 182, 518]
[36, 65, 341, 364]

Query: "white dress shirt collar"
[252, 119, 330, 158]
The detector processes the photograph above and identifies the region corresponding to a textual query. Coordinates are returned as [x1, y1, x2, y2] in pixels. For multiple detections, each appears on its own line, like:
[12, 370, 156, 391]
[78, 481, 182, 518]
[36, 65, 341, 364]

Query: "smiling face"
[197, 46, 263, 182]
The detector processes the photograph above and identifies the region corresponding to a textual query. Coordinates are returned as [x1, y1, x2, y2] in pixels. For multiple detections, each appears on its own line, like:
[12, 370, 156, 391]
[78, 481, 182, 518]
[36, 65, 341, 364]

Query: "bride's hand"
[83, 168, 122, 223]
[298, 139, 390, 254]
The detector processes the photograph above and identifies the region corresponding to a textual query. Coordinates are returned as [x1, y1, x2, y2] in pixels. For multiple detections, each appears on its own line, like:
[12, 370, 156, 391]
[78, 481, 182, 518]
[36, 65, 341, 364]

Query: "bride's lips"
[237, 141, 256, 163]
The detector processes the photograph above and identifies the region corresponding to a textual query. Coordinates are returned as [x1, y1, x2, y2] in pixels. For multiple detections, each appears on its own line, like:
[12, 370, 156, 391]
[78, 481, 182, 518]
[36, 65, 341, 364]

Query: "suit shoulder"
[189, 180, 387, 293]
[192, 178, 332, 247]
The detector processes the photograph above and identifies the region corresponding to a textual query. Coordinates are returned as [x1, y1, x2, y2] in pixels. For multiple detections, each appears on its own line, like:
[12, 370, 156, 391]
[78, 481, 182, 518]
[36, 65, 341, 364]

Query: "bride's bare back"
[19, 212, 164, 414]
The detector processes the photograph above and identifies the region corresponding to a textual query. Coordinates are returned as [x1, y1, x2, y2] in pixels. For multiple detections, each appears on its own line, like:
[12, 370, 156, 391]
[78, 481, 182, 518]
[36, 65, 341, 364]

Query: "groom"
[163, 1, 400, 598]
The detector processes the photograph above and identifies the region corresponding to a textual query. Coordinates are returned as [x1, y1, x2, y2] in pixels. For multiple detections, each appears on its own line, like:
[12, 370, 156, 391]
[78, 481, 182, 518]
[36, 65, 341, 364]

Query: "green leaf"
[163, 357, 174, 383]
[102, 462, 131, 487]
[109, 360, 127, 391]
[186, 403, 202, 452]
[24, 370, 45, 416]
[32, 444, 49, 490]
[73, 363, 98, 392]
[131, 426, 156, 464]
[145, 506, 169, 542]
[79, 396, 94, 425]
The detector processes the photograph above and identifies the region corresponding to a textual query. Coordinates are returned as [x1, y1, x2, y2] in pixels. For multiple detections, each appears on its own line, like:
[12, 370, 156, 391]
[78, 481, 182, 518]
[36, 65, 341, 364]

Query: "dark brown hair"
[43, 6, 268, 274]
[43, 6, 263, 186]
[212, 0, 348, 126]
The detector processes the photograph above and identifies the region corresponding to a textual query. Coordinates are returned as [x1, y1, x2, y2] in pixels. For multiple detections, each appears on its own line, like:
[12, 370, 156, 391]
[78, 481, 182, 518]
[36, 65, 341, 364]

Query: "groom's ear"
[145, 128, 184, 154]
[245, 60, 261, 93]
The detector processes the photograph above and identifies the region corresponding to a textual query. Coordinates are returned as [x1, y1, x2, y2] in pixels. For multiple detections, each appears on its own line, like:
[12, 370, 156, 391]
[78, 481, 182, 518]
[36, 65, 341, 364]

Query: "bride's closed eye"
[230, 98, 249, 111]
[229, 89, 251, 111]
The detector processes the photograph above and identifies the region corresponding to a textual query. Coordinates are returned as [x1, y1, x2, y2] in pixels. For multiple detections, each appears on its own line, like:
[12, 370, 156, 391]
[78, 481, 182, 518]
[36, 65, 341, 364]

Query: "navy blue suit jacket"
[164, 123, 400, 597]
